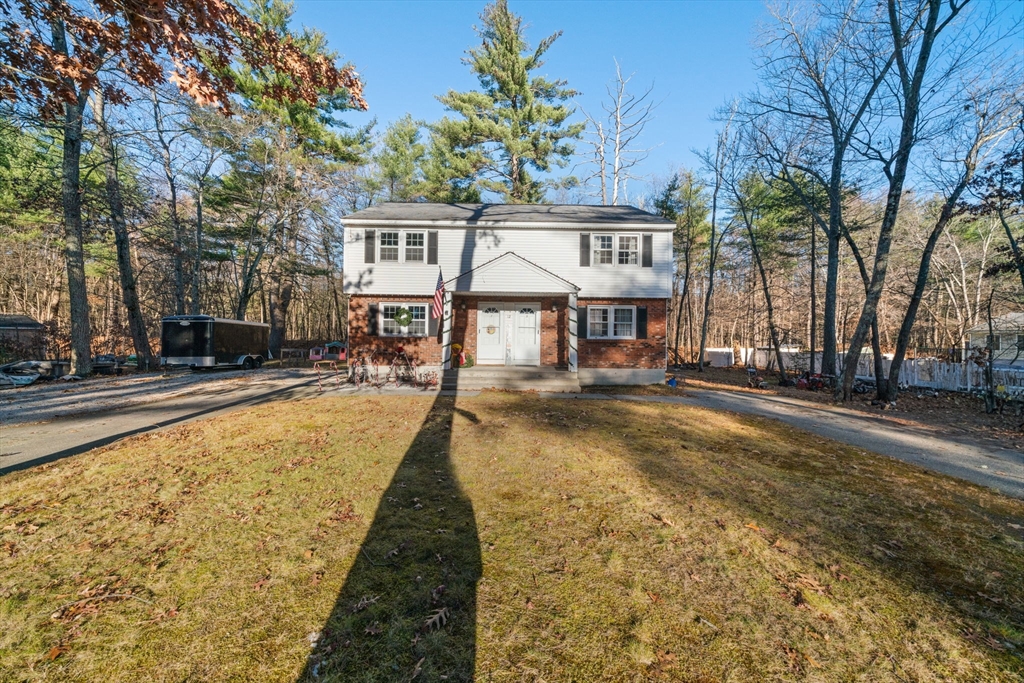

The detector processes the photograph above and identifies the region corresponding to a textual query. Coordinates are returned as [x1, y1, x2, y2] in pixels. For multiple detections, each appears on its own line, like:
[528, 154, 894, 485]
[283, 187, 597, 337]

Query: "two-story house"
[342, 203, 674, 387]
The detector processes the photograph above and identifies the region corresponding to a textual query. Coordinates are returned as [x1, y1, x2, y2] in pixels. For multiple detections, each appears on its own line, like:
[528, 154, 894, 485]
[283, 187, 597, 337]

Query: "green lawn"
[1, 393, 1022, 681]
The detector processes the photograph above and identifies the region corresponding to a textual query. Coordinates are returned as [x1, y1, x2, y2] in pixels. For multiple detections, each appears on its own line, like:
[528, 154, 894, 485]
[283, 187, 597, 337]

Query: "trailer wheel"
[242, 357, 255, 370]
[255, 357, 264, 369]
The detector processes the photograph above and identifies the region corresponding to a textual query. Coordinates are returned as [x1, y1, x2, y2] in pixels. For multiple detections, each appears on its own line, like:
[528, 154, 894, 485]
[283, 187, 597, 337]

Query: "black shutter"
[580, 233, 590, 267]
[364, 229, 376, 264]
[577, 306, 587, 339]
[427, 231, 438, 265]
[367, 303, 379, 336]
[641, 234, 653, 268]
[636, 306, 647, 339]
[428, 306, 439, 338]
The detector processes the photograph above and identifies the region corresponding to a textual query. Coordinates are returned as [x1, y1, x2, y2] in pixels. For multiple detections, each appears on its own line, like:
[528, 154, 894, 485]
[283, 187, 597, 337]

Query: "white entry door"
[476, 304, 504, 364]
[513, 304, 541, 366]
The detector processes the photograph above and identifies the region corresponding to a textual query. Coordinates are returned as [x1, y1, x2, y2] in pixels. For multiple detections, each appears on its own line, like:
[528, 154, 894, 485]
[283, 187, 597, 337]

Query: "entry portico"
[439, 252, 579, 372]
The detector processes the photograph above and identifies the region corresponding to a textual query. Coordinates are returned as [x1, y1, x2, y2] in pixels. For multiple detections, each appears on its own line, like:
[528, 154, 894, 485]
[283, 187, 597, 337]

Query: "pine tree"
[432, 0, 583, 204]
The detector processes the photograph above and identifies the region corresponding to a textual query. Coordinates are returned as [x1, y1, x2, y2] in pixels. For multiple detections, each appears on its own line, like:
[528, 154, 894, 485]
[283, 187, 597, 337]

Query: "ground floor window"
[589, 305, 635, 339]
[381, 303, 427, 336]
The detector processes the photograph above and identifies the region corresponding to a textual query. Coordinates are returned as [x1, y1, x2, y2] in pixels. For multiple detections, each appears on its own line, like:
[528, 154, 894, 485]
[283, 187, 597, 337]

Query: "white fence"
[705, 347, 1024, 394]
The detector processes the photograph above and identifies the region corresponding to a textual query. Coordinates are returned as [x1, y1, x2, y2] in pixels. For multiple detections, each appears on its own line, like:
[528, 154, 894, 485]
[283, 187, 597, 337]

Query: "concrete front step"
[441, 367, 580, 392]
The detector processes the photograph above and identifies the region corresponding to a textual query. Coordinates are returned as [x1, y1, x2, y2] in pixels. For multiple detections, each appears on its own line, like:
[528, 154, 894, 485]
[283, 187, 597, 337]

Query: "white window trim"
[378, 230, 428, 264]
[379, 302, 429, 337]
[587, 232, 642, 267]
[378, 230, 401, 263]
[617, 234, 640, 266]
[588, 305, 636, 340]
[404, 230, 426, 263]
[592, 233, 614, 265]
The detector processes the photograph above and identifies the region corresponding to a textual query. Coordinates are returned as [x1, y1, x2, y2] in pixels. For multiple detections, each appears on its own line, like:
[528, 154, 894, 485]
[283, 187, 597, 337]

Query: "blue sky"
[291, 0, 769, 198]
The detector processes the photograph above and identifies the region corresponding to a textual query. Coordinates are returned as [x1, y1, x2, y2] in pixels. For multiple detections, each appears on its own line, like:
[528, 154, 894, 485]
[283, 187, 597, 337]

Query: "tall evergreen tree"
[432, 0, 583, 204]
[375, 114, 427, 201]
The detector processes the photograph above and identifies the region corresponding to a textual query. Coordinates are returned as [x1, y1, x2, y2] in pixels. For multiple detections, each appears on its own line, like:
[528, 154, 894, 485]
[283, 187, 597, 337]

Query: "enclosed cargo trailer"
[160, 316, 269, 370]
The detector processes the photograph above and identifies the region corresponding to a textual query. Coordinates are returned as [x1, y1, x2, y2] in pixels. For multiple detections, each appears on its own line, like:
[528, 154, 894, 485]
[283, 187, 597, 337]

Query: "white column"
[441, 292, 454, 370]
[568, 292, 578, 373]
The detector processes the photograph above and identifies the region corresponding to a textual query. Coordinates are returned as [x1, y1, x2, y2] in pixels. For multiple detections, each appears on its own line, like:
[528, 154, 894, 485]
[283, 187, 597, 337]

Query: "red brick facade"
[578, 298, 667, 370]
[347, 294, 666, 370]
[347, 296, 443, 365]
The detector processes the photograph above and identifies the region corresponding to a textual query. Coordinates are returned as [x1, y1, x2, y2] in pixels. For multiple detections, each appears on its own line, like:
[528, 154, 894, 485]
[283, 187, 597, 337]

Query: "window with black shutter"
[367, 303, 379, 335]
[641, 234, 653, 268]
[364, 230, 376, 264]
[636, 306, 648, 339]
[577, 306, 587, 338]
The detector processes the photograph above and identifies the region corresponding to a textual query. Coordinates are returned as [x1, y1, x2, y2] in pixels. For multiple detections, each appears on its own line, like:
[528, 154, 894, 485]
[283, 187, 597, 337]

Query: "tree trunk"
[52, 19, 92, 375]
[822, 228, 840, 376]
[884, 172, 973, 401]
[268, 275, 293, 357]
[90, 91, 155, 369]
[192, 187, 204, 314]
[838, 0, 945, 400]
[746, 223, 788, 383]
[809, 217, 817, 376]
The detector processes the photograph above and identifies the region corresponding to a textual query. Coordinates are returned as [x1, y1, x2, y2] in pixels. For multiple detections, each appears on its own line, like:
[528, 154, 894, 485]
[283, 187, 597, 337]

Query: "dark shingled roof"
[0, 314, 43, 329]
[342, 202, 674, 227]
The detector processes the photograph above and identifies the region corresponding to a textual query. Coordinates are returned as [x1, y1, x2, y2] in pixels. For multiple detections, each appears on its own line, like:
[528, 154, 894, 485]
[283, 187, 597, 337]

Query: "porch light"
[551, 303, 557, 312]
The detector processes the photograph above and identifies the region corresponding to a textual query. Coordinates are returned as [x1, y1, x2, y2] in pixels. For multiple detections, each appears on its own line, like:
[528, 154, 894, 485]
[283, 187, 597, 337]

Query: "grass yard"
[1, 393, 1022, 682]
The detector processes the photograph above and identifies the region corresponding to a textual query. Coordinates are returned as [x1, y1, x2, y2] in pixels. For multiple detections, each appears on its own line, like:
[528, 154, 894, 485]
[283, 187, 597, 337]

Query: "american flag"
[432, 269, 445, 319]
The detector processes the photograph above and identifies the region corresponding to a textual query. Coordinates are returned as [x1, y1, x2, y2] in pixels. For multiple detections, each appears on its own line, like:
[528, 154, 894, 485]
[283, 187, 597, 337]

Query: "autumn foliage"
[0, 0, 367, 114]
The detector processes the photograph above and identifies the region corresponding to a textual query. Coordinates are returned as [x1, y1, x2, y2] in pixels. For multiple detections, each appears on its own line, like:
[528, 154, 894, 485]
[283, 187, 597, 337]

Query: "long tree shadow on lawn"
[299, 395, 481, 682]
[499, 395, 1024, 666]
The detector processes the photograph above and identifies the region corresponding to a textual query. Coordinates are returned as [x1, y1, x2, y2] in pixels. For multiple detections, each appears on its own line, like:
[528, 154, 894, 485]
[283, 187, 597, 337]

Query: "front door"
[513, 304, 541, 366]
[476, 303, 504, 364]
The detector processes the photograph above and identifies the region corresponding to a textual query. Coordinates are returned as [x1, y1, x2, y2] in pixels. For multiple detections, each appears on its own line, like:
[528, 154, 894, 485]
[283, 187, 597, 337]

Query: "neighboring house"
[967, 313, 1024, 366]
[342, 203, 674, 385]
[0, 314, 45, 355]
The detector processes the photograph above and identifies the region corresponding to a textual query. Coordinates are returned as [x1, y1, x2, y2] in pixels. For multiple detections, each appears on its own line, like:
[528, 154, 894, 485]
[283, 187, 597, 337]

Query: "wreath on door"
[392, 307, 414, 328]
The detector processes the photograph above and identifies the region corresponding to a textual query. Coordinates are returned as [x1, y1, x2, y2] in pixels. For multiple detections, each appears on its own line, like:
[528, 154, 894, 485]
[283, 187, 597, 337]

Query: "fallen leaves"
[650, 512, 674, 527]
[423, 607, 449, 631]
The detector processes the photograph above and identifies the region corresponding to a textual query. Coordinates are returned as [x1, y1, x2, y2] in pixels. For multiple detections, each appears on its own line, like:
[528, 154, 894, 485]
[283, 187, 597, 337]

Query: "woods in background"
[0, 0, 1021, 404]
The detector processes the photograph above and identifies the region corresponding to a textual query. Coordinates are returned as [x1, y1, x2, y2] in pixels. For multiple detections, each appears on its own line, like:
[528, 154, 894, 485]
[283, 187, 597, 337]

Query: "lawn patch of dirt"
[1, 393, 1021, 681]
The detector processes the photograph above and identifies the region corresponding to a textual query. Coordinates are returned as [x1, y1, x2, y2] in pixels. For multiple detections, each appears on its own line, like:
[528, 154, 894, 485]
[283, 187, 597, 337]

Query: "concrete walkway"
[540, 389, 1024, 500]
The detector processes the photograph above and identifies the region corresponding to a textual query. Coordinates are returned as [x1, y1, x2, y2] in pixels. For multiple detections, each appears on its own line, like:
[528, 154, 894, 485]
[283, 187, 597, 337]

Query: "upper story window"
[593, 234, 614, 264]
[1017, 334, 1024, 350]
[618, 235, 639, 265]
[379, 231, 400, 262]
[987, 335, 1001, 351]
[405, 232, 425, 262]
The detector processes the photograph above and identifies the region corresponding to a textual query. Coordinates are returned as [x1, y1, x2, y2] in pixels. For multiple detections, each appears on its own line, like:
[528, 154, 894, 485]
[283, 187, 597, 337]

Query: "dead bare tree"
[579, 60, 657, 205]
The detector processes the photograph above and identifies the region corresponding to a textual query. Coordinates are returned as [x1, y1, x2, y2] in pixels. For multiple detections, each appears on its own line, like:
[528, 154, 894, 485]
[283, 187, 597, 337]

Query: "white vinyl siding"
[345, 226, 672, 298]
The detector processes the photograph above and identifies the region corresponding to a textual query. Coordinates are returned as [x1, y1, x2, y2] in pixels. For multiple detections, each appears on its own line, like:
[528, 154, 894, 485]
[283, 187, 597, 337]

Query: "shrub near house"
[343, 203, 673, 386]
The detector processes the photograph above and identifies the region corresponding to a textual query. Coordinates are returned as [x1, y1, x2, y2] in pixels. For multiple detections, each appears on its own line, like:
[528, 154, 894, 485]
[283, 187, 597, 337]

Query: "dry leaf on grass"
[423, 607, 449, 631]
